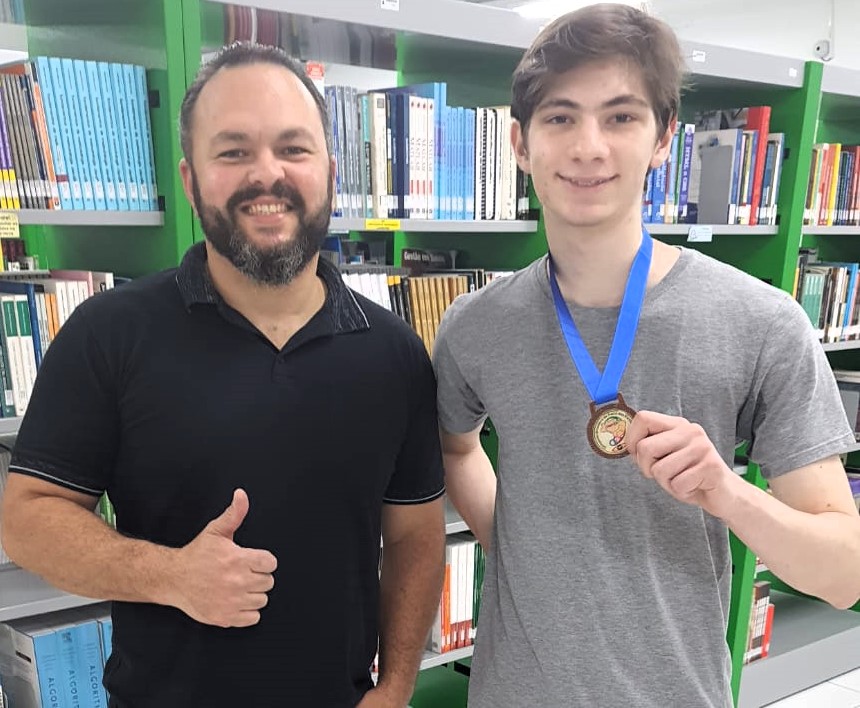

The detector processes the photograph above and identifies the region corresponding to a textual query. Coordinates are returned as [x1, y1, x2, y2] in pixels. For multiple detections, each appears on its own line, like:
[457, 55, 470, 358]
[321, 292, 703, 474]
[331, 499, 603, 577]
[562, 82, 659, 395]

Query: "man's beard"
[191, 168, 332, 287]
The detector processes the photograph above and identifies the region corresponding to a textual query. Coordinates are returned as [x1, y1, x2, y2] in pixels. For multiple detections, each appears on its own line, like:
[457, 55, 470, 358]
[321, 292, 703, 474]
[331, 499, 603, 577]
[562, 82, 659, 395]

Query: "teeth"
[247, 203, 289, 215]
[571, 178, 608, 187]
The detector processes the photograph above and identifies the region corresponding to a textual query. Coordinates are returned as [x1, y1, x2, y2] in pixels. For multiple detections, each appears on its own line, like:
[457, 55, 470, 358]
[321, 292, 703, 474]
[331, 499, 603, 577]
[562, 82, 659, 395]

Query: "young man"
[1, 43, 445, 708]
[434, 5, 860, 707]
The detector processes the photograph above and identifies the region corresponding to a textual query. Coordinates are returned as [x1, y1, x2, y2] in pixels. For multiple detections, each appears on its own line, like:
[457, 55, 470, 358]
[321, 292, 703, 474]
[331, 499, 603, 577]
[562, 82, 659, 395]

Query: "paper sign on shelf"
[0, 212, 20, 239]
[380, 0, 400, 10]
[364, 218, 402, 231]
[691, 50, 707, 64]
[687, 225, 713, 243]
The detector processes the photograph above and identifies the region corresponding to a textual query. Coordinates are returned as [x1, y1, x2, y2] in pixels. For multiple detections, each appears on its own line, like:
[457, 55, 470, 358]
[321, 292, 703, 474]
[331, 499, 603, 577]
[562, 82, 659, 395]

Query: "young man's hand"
[625, 411, 743, 519]
[355, 685, 411, 708]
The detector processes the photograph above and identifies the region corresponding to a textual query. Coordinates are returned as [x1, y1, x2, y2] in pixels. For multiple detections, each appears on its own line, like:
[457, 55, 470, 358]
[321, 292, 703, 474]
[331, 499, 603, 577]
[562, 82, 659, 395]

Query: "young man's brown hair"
[511, 3, 686, 140]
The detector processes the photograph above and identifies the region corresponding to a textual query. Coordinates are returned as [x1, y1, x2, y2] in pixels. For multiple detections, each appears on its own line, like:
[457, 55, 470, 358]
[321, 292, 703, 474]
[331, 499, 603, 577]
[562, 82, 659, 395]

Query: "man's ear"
[179, 158, 198, 217]
[512, 119, 532, 175]
[330, 155, 337, 212]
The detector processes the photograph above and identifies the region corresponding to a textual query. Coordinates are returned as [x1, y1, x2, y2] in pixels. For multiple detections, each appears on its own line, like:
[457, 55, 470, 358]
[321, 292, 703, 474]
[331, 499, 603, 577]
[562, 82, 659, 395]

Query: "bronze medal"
[587, 394, 636, 459]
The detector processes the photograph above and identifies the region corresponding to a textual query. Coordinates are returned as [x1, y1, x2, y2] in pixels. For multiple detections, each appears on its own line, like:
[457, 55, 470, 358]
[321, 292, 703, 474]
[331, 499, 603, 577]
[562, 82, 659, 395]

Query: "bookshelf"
[737, 59, 860, 705]
[0, 2, 856, 708]
[803, 226, 860, 235]
[6, 210, 164, 227]
[822, 341, 860, 352]
[14, 0, 194, 277]
[738, 591, 860, 707]
[647, 224, 778, 236]
[0, 565, 103, 623]
[0, 20, 25, 57]
[329, 218, 538, 234]
[0, 416, 19, 435]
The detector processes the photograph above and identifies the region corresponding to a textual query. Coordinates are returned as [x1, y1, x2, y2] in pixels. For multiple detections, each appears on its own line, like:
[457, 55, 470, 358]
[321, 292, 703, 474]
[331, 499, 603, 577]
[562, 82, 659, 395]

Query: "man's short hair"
[179, 41, 332, 162]
[511, 3, 685, 141]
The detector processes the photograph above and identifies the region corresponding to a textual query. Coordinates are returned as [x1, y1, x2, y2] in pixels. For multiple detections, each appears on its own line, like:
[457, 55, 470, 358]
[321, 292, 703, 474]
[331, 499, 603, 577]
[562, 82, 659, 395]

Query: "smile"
[242, 202, 293, 215]
[561, 176, 617, 188]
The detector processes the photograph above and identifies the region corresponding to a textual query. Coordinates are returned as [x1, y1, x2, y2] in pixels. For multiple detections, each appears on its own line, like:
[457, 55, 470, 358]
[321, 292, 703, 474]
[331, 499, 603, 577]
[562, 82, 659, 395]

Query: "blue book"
[75, 620, 107, 708]
[109, 63, 140, 210]
[122, 64, 148, 210]
[73, 59, 107, 210]
[58, 58, 95, 209]
[677, 124, 695, 223]
[324, 87, 343, 217]
[32, 58, 75, 210]
[97, 62, 129, 211]
[133, 65, 158, 210]
[57, 623, 84, 708]
[85, 61, 118, 211]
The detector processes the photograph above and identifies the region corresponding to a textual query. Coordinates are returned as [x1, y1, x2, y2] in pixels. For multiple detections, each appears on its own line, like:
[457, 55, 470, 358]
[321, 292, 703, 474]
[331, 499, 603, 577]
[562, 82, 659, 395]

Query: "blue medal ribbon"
[548, 227, 652, 406]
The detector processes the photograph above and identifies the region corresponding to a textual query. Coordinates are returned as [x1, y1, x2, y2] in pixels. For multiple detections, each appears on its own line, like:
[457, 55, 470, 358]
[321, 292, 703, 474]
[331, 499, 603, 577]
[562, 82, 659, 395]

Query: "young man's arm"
[626, 413, 860, 610]
[359, 498, 445, 708]
[440, 425, 496, 551]
[1, 475, 278, 626]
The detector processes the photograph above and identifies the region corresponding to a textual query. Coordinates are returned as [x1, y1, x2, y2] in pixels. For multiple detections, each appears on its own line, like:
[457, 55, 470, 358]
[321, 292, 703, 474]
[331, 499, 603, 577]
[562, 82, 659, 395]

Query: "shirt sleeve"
[432, 299, 487, 435]
[741, 295, 856, 479]
[10, 303, 119, 496]
[383, 335, 446, 505]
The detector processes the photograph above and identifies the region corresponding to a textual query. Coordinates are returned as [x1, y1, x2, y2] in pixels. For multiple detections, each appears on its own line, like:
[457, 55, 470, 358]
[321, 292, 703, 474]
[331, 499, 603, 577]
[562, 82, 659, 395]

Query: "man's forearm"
[723, 481, 860, 609]
[376, 530, 445, 703]
[443, 447, 496, 550]
[4, 496, 179, 605]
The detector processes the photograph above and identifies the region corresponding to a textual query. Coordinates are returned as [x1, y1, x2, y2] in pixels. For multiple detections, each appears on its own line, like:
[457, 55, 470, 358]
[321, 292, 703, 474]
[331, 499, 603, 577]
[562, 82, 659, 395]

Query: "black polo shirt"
[10, 242, 445, 708]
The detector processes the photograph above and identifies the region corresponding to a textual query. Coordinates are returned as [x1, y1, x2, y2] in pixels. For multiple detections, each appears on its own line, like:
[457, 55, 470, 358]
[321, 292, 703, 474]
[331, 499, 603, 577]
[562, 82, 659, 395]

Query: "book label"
[0, 213, 19, 239]
[688, 225, 713, 242]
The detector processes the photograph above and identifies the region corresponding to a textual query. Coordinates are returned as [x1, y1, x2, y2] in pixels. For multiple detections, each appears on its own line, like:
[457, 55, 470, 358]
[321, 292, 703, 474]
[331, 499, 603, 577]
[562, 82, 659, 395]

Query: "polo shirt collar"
[175, 241, 370, 335]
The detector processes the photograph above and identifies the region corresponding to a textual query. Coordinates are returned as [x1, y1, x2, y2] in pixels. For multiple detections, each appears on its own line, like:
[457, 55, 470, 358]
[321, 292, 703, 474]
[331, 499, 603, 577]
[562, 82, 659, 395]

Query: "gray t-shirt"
[433, 247, 855, 708]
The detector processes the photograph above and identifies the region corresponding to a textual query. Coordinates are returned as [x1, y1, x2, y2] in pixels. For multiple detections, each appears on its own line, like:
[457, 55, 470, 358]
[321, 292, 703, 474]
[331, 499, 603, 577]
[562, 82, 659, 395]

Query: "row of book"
[430, 533, 484, 654]
[793, 248, 860, 344]
[743, 579, 773, 665]
[324, 81, 529, 222]
[645, 106, 784, 227]
[804, 143, 860, 227]
[370, 532, 485, 677]
[338, 257, 513, 354]
[0, 0, 22, 25]
[223, 4, 397, 70]
[0, 265, 117, 417]
[0, 57, 158, 212]
[0, 604, 112, 708]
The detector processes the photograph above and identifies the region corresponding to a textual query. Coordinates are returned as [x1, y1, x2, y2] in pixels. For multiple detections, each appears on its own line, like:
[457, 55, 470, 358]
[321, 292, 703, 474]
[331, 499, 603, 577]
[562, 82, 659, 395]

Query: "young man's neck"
[546, 210, 678, 308]
[205, 243, 327, 347]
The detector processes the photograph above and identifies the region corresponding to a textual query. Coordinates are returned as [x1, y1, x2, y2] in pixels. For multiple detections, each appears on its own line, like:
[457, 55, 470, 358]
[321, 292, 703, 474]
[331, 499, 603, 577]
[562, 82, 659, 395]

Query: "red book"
[745, 106, 771, 226]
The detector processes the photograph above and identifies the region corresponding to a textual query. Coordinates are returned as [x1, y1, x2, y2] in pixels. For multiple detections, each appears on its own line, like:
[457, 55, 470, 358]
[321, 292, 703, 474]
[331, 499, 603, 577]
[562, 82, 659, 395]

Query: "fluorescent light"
[513, 0, 644, 20]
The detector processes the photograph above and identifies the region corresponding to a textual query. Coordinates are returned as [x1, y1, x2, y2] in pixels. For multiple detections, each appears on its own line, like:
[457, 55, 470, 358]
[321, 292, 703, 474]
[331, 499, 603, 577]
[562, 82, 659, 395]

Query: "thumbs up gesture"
[171, 489, 278, 628]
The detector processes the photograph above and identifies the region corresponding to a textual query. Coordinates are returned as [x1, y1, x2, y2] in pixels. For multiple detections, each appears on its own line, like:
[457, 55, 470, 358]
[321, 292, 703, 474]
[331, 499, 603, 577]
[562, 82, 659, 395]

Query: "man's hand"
[625, 411, 741, 519]
[356, 685, 411, 708]
[169, 488, 278, 628]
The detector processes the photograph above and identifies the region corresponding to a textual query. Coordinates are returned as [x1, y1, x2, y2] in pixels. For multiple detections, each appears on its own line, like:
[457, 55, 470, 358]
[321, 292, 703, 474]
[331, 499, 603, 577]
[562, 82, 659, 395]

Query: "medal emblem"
[587, 394, 636, 459]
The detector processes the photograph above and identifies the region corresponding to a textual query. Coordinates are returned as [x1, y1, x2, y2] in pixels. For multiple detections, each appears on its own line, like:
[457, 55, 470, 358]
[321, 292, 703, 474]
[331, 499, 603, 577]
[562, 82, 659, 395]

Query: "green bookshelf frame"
[6, 2, 859, 706]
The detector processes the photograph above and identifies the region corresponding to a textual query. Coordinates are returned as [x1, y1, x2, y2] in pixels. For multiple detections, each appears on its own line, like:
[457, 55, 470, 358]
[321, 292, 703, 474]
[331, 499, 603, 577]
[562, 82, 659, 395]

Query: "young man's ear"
[650, 116, 678, 170]
[511, 119, 532, 175]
